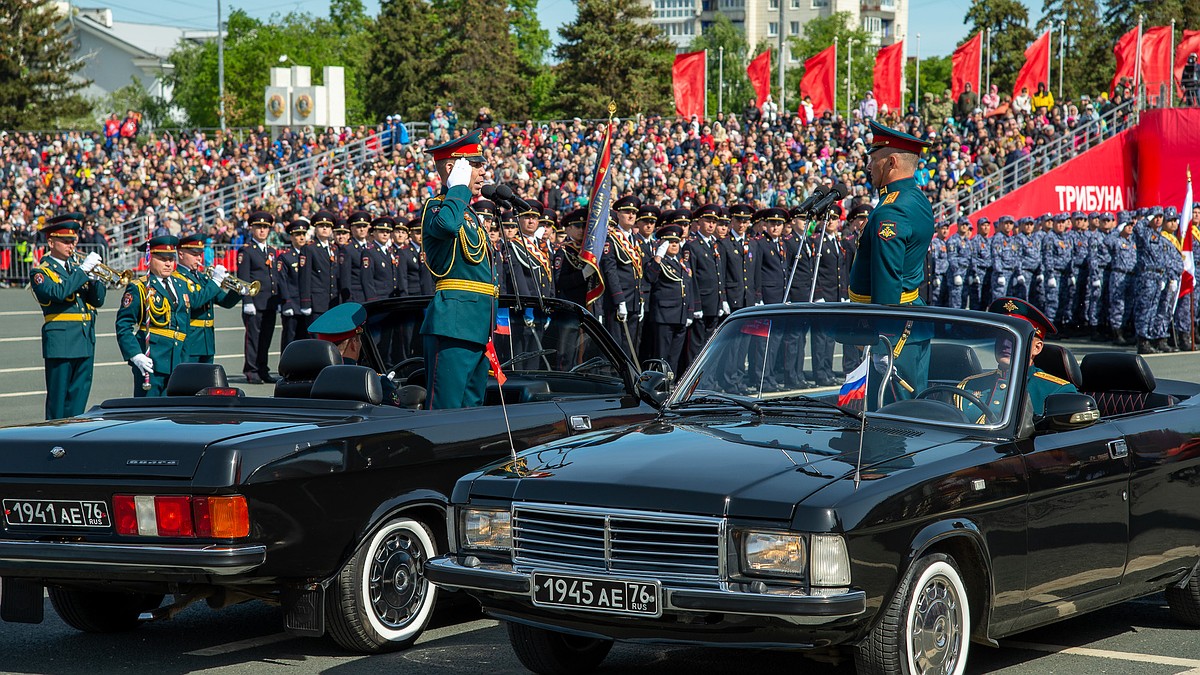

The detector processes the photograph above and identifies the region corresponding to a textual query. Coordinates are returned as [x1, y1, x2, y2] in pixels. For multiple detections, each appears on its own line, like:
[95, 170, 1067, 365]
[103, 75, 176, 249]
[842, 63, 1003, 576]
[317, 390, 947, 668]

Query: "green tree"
[786, 12, 874, 116]
[364, 0, 442, 122]
[439, 0, 527, 120]
[689, 15, 755, 117]
[510, 0, 550, 73]
[1038, 0, 1108, 99]
[906, 55, 952, 116]
[167, 9, 371, 128]
[1104, 0, 1200, 33]
[964, 0, 1036, 97]
[553, 0, 675, 118]
[0, 0, 90, 129]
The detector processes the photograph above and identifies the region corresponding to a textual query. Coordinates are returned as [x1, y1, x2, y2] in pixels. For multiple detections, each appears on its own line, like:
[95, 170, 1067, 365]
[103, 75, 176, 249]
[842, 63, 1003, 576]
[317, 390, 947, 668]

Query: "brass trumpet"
[204, 267, 260, 297]
[72, 252, 135, 285]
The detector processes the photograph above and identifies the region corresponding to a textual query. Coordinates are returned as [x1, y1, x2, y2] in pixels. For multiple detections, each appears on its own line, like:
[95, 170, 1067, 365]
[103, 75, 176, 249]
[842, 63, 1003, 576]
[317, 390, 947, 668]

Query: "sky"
[100, 0, 1043, 58]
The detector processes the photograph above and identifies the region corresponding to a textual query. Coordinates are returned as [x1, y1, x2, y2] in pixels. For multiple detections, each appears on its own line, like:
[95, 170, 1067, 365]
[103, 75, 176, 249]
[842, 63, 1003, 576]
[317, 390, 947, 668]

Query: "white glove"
[815, 298, 826, 303]
[655, 242, 670, 258]
[211, 264, 228, 286]
[638, 303, 644, 321]
[1016, 275, 1026, 285]
[841, 297, 848, 302]
[617, 302, 628, 321]
[130, 353, 154, 375]
[720, 301, 730, 316]
[300, 308, 312, 316]
[953, 275, 963, 286]
[282, 308, 295, 317]
[755, 300, 764, 306]
[1170, 279, 1179, 292]
[1159, 280, 1167, 291]
[534, 226, 546, 240]
[79, 252, 101, 273]
[447, 158, 473, 188]
[871, 352, 892, 374]
[1068, 276, 1076, 286]
[1036, 274, 1044, 282]
[995, 276, 1007, 287]
[243, 303, 257, 315]
[971, 275, 980, 285]
[1048, 277, 1058, 289]
[686, 318, 694, 327]
[692, 310, 703, 319]
[1091, 279, 1102, 288]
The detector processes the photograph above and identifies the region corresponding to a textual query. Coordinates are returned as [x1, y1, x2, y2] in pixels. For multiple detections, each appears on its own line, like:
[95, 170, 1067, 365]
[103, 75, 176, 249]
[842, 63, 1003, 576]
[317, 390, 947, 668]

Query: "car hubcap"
[910, 573, 961, 675]
[369, 530, 426, 629]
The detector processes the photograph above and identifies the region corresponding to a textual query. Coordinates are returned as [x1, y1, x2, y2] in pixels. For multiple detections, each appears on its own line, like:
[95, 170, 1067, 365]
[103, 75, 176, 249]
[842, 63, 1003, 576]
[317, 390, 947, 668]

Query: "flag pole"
[718, 46, 724, 115]
[985, 28, 991, 93]
[1135, 14, 1144, 115]
[704, 49, 709, 121]
[833, 37, 838, 119]
[1170, 19, 1176, 108]
[901, 38, 907, 114]
[1058, 20, 1065, 100]
[847, 38, 854, 120]
[977, 30, 983, 96]
[915, 33, 921, 117]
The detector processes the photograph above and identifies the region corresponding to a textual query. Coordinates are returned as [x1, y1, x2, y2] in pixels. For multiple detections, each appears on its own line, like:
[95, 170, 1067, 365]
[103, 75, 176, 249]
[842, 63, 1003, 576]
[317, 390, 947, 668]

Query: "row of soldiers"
[925, 205, 1200, 353]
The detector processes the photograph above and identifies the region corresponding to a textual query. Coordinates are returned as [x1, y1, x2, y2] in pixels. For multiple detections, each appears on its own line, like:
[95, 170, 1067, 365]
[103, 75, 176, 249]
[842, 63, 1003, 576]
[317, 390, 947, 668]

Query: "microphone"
[796, 185, 830, 215]
[492, 184, 513, 201]
[481, 184, 496, 199]
[809, 183, 847, 217]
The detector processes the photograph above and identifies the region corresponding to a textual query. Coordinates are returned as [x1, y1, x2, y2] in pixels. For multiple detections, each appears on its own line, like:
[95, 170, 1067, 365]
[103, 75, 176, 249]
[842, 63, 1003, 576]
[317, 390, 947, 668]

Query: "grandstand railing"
[930, 98, 1136, 222]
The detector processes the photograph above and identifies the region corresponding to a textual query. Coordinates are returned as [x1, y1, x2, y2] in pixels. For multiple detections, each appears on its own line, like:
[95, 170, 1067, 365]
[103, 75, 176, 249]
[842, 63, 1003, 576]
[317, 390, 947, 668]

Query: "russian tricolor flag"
[838, 355, 870, 407]
[496, 308, 511, 336]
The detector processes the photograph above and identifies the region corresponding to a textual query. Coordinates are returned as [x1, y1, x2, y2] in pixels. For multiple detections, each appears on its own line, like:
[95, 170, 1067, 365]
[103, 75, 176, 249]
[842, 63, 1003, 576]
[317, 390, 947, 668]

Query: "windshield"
[669, 309, 1024, 428]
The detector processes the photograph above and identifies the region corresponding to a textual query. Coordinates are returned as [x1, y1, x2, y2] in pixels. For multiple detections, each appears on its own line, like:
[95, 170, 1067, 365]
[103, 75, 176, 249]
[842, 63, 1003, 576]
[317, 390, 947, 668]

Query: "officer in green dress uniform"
[419, 129, 495, 409]
[116, 236, 220, 396]
[176, 233, 241, 364]
[850, 120, 937, 401]
[30, 213, 107, 419]
[308, 302, 400, 406]
[953, 297, 1079, 423]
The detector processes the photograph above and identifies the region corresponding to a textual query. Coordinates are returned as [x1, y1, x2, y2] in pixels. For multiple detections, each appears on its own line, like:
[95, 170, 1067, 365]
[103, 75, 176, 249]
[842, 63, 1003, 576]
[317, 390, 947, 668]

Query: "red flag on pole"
[951, 33, 982, 101]
[1176, 30, 1200, 97]
[485, 340, 507, 386]
[747, 51, 771, 108]
[873, 41, 904, 111]
[1012, 30, 1051, 101]
[800, 44, 837, 117]
[673, 51, 706, 119]
[1142, 26, 1175, 102]
[1111, 28, 1139, 97]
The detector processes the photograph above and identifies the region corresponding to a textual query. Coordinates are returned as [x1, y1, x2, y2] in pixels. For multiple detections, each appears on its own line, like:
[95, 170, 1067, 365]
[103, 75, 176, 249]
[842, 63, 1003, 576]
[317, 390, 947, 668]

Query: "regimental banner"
[580, 115, 614, 306]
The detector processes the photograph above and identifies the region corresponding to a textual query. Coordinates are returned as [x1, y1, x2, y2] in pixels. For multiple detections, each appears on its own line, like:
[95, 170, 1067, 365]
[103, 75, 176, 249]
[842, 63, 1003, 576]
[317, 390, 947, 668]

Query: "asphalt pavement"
[2, 286, 1200, 673]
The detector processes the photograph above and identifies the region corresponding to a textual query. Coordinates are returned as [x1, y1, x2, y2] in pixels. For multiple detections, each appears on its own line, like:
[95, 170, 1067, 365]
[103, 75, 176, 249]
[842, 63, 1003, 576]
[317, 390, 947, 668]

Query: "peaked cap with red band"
[429, 128, 485, 163]
[867, 119, 931, 155]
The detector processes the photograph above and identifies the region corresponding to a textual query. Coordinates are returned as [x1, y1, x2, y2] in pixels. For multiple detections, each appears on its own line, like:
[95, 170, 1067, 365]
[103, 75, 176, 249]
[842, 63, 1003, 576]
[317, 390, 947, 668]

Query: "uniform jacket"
[419, 185, 495, 346]
[553, 243, 590, 307]
[30, 256, 106, 359]
[175, 267, 239, 359]
[300, 239, 342, 313]
[275, 246, 305, 313]
[753, 236, 791, 304]
[645, 254, 696, 325]
[682, 234, 725, 315]
[115, 274, 199, 375]
[848, 176, 935, 304]
[237, 242, 280, 311]
[599, 228, 643, 312]
[720, 233, 757, 310]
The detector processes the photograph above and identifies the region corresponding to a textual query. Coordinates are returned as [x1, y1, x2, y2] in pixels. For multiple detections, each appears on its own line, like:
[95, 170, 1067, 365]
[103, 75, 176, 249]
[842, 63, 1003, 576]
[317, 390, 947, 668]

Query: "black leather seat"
[1033, 343, 1083, 388]
[275, 340, 342, 398]
[166, 363, 229, 396]
[928, 343, 982, 382]
[1079, 352, 1178, 416]
[310, 365, 383, 405]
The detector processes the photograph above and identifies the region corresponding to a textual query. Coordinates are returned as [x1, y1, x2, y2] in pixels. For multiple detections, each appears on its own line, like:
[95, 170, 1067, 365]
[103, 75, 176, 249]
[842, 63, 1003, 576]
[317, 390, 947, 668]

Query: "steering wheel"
[915, 385, 1000, 424]
[386, 357, 425, 384]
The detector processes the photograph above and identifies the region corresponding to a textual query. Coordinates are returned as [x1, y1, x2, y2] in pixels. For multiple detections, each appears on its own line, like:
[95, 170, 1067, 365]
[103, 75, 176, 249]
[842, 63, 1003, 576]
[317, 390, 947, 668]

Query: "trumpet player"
[176, 233, 241, 364]
[116, 236, 224, 397]
[30, 213, 107, 420]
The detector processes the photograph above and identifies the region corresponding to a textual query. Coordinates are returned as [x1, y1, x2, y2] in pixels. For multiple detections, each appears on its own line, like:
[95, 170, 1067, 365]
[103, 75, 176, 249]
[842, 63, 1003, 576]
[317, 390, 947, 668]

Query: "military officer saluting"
[645, 224, 696, 375]
[176, 233, 240, 364]
[851, 120, 936, 400]
[116, 236, 204, 396]
[953, 297, 1078, 423]
[31, 213, 107, 419]
[420, 129, 495, 409]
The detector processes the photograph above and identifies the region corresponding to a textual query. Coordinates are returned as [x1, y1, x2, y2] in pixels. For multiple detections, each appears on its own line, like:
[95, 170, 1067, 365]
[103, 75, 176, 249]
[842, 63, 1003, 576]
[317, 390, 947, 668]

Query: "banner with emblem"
[1176, 168, 1194, 314]
[580, 104, 616, 306]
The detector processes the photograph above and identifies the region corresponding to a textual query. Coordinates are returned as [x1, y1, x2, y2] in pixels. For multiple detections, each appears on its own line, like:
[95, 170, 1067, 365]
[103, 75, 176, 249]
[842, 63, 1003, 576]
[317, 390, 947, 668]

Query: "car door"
[1021, 418, 1131, 609]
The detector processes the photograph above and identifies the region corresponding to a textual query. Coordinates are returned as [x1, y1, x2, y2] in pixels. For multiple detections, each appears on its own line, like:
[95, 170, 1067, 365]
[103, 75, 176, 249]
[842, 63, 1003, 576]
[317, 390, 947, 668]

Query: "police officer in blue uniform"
[682, 204, 726, 370]
[238, 211, 280, 384]
[928, 222, 949, 306]
[343, 210, 373, 303]
[1158, 207, 1185, 352]
[646, 224, 696, 374]
[990, 216, 1019, 304]
[1133, 206, 1167, 354]
[600, 195, 644, 357]
[299, 210, 342, 322]
[968, 216, 994, 309]
[1084, 212, 1116, 340]
[363, 215, 401, 302]
[720, 203, 758, 313]
[1041, 213, 1073, 326]
[1013, 216, 1040, 302]
[276, 219, 310, 351]
[1107, 212, 1138, 345]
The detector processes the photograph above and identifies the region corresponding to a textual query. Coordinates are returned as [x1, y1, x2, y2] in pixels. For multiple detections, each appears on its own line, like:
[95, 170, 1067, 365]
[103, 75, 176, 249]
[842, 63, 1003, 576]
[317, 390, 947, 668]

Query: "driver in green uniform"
[955, 297, 1078, 423]
[308, 301, 399, 406]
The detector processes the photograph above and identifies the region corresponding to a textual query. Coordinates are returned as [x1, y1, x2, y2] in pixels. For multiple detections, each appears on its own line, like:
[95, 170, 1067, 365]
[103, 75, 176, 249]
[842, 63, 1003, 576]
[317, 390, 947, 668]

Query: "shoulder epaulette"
[1033, 370, 1069, 385]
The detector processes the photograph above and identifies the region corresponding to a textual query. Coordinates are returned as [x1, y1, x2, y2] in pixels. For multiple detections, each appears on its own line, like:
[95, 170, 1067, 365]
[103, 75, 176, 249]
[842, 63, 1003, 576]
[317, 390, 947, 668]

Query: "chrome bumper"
[426, 555, 866, 622]
[0, 540, 267, 576]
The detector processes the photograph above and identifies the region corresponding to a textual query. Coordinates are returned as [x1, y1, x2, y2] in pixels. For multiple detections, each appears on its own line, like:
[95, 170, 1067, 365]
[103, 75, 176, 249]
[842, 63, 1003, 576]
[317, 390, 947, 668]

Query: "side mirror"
[637, 371, 672, 407]
[640, 358, 675, 384]
[1034, 393, 1100, 433]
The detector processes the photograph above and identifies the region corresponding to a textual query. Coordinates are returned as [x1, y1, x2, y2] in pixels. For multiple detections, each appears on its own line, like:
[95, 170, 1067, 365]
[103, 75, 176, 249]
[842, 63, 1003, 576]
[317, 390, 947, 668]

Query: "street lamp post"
[217, 0, 225, 131]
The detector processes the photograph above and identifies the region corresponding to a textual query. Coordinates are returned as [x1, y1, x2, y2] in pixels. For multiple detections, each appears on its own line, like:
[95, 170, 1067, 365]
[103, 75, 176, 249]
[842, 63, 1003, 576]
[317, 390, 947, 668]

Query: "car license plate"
[3, 499, 111, 528]
[531, 572, 661, 617]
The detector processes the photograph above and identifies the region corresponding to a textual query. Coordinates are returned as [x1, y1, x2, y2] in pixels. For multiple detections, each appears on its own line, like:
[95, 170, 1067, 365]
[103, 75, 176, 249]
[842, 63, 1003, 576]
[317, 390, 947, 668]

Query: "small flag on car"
[739, 318, 771, 337]
[496, 308, 511, 336]
[485, 340, 508, 386]
[838, 354, 870, 407]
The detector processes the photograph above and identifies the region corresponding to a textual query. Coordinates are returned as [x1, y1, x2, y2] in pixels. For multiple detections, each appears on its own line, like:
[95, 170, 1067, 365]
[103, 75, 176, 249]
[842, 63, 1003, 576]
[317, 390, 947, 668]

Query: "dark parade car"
[0, 296, 662, 653]
[427, 303, 1200, 675]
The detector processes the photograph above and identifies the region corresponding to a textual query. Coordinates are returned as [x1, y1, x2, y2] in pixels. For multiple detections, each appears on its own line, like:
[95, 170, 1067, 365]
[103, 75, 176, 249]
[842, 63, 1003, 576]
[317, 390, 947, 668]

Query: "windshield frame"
[667, 303, 1033, 434]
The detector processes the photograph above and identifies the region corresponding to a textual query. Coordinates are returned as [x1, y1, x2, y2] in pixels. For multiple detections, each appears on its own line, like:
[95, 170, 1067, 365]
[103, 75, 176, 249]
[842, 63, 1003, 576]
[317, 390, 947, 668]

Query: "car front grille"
[512, 503, 724, 581]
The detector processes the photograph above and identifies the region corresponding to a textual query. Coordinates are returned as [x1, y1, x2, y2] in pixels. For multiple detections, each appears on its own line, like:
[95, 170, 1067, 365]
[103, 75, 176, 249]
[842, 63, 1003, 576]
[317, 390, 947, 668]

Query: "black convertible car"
[427, 303, 1200, 675]
[0, 296, 663, 653]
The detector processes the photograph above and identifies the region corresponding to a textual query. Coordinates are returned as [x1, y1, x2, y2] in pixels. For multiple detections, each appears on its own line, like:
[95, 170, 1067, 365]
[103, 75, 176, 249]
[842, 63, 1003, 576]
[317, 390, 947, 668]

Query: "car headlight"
[741, 530, 807, 578]
[809, 534, 851, 587]
[460, 507, 512, 551]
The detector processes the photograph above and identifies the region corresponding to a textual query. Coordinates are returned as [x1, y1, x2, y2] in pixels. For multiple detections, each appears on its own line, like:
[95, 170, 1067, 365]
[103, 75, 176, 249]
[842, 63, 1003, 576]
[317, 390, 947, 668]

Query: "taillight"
[193, 496, 250, 538]
[111, 494, 249, 539]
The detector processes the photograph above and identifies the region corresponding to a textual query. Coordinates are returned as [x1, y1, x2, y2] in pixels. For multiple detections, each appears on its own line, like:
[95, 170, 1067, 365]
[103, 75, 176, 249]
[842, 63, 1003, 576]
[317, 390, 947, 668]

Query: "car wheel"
[325, 517, 438, 653]
[1166, 567, 1200, 626]
[855, 552, 971, 675]
[506, 621, 614, 675]
[48, 587, 162, 633]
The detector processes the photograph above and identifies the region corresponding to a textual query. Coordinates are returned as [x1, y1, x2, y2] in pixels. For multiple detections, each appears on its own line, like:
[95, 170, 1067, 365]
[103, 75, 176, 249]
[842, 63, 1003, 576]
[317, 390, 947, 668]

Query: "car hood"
[0, 413, 331, 479]
[465, 415, 948, 521]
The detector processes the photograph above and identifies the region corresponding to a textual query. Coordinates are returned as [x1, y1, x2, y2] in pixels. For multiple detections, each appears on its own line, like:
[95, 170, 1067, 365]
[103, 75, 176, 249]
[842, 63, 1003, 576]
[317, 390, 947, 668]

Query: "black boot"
[1112, 331, 1131, 346]
[1138, 339, 1160, 355]
[1180, 334, 1196, 351]
[1089, 327, 1108, 342]
[1157, 338, 1178, 353]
